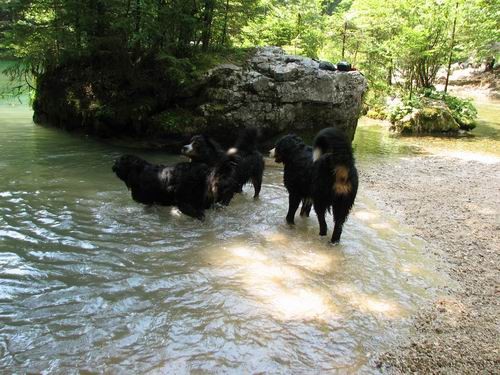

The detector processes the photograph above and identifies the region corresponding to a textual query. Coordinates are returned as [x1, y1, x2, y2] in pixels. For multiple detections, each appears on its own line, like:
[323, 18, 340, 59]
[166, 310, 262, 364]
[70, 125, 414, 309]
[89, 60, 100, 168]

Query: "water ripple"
[0, 108, 451, 373]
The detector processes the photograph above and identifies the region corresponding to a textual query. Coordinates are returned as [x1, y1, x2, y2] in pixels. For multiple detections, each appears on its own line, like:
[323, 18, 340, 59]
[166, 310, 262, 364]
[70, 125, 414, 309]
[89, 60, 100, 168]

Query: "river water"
[2, 69, 490, 373]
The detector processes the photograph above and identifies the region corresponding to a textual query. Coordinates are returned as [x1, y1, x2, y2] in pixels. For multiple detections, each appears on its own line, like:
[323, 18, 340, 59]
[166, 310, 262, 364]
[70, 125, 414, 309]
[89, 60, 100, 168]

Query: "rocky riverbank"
[362, 153, 499, 373]
[437, 67, 499, 100]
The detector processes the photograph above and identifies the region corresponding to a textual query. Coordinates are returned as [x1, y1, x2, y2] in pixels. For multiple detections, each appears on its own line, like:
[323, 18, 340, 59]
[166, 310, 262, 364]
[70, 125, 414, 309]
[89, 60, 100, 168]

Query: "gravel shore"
[362, 154, 499, 373]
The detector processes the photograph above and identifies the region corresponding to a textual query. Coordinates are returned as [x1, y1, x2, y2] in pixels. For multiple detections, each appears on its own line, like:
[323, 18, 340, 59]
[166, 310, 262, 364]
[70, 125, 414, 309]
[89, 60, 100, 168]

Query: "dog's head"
[270, 134, 305, 163]
[112, 154, 147, 188]
[182, 135, 223, 165]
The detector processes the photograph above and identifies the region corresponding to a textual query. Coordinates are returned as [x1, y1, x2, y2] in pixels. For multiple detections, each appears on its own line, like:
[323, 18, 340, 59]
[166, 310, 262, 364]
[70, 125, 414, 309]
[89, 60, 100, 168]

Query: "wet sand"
[362, 153, 499, 373]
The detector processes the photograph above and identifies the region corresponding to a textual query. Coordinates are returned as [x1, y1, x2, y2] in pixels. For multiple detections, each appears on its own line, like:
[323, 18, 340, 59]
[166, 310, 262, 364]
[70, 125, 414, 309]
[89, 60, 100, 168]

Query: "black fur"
[271, 134, 314, 224]
[271, 128, 358, 243]
[312, 128, 358, 243]
[182, 128, 265, 198]
[112, 154, 238, 220]
[181, 135, 225, 166]
[228, 128, 265, 198]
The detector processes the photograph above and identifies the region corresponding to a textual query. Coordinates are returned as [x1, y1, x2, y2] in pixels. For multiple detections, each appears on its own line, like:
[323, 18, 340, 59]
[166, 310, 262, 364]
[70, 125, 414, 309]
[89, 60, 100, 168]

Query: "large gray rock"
[196, 47, 367, 141]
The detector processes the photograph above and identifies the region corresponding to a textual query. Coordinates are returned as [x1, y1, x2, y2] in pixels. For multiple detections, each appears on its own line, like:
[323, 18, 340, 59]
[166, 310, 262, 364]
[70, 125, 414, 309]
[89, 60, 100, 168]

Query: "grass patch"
[190, 47, 255, 75]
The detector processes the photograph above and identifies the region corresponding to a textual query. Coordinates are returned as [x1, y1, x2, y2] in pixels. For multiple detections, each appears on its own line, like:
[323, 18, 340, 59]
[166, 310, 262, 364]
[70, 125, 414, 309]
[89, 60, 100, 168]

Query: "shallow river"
[4, 78, 495, 372]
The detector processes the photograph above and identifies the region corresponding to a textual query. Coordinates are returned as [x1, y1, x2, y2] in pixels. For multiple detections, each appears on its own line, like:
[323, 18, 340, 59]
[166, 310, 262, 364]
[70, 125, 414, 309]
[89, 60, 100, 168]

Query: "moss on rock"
[149, 110, 207, 136]
[391, 101, 460, 134]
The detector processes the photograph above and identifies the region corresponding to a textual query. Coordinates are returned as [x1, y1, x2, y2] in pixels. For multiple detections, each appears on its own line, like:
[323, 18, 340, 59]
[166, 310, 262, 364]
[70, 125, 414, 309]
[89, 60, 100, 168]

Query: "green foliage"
[242, 0, 328, 58]
[388, 89, 477, 131]
[150, 109, 207, 136]
[3, 0, 261, 80]
[423, 89, 478, 130]
[189, 47, 255, 75]
[366, 106, 387, 120]
[1, 0, 493, 136]
[388, 102, 416, 124]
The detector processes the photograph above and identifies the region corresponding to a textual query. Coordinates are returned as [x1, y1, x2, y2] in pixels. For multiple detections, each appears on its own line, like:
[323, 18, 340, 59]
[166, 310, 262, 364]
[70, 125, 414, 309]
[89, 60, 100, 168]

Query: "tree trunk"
[341, 20, 347, 59]
[52, 0, 60, 65]
[444, 1, 459, 94]
[220, 0, 230, 46]
[135, 0, 141, 34]
[201, 0, 215, 51]
[177, 0, 197, 55]
[409, 68, 414, 100]
[387, 62, 393, 86]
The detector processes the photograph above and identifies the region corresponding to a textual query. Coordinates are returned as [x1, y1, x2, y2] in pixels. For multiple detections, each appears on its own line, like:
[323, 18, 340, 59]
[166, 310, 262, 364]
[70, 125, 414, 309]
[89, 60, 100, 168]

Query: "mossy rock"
[392, 101, 460, 134]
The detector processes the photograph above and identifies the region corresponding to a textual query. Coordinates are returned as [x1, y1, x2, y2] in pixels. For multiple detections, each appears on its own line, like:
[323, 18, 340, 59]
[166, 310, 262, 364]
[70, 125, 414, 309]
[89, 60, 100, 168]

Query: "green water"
[3, 69, 498, 372]
[353, 96, 500, 158]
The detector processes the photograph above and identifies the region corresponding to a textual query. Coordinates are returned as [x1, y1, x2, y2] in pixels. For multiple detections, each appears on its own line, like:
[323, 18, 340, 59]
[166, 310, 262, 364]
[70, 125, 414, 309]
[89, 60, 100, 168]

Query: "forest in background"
[0, 0, 498, 133]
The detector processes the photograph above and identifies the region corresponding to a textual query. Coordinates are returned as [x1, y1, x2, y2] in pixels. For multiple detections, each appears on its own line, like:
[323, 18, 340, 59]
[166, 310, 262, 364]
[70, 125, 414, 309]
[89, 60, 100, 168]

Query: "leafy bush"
[388, 103, 415, 123]
[439, 94, 477, 130]
[366, 106, 388, 120]
[388, 96, 422, 123]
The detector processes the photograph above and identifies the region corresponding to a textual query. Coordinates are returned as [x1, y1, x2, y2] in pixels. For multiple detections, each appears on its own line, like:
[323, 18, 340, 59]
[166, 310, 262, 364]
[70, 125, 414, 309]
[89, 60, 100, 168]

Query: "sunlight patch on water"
[335, 284, 405, 319]
[284, 251, 339, 273]
[265, 287, 337, 321]
[226, 244, 339, 321]
[370, 222, 392, 230]
[354, 210, 378, 221]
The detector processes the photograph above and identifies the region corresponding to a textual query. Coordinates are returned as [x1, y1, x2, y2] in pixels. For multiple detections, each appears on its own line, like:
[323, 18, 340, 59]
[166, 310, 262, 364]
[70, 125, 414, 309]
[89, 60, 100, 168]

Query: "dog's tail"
[228, 127, 259, 155]
[313, 128, 354, 165]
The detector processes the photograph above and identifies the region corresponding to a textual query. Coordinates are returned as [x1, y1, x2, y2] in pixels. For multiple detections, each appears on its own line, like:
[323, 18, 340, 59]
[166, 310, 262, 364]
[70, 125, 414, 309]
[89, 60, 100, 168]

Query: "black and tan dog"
[312, 128, 358, 243]
[112, 154, 238, 220]
[182, 128, 264, 198]
[271, 128, 358, 243]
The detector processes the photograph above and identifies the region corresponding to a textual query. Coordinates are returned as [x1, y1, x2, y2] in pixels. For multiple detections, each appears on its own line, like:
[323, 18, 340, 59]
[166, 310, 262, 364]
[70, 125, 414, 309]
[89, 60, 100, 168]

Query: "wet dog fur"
[270, 134, 314, 224]
[271, 128, 358, 243]
[312, 128, 358, 243]
[182, 128, 264, 198]
[112, 154, 238, 220]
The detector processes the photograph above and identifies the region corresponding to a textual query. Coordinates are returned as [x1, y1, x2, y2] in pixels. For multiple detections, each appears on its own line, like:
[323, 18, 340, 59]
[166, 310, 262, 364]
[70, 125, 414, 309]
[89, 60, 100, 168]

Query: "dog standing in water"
[183, 128, 265, 198]
[269, 134, 313, 224]
[112, 154, 238, 220]
[312, 128, 358, 243]
[271, 128, 358, 243]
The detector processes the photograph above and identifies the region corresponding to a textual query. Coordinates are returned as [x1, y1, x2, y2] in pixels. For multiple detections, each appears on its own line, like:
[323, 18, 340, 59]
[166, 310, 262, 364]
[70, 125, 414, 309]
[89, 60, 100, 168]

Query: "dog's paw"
[319, 230, 327, 236]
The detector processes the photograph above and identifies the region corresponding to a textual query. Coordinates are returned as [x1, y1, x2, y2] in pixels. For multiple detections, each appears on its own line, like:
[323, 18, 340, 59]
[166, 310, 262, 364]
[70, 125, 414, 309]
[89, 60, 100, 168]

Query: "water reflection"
[0, 129, 448, 372]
